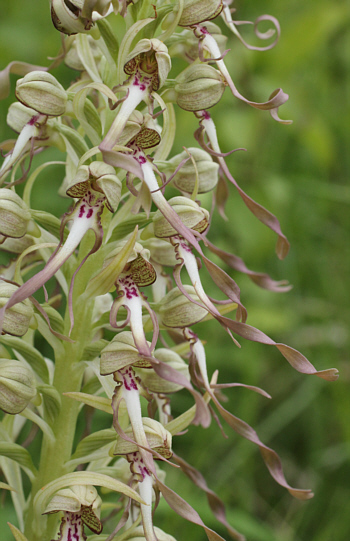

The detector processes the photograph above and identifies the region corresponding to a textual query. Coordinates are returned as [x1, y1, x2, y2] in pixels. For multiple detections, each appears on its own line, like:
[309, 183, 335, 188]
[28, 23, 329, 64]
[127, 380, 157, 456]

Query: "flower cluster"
[0, 2, 338, 541]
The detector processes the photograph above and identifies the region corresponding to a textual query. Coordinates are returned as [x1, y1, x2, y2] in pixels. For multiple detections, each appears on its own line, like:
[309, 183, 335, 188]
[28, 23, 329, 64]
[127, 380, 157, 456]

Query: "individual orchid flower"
[112, 418, 172, 541]
[43, 485, 103, 541]
[100, 39, 171, 151]
[100, 327, 156, 474]
[0, 161, 121, 335]
[193, 23, 291, 123]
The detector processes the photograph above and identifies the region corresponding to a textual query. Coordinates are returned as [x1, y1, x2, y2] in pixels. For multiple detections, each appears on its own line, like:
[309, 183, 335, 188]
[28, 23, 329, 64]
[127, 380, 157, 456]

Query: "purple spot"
[138, 155, 146, 164]
[200, 25, 209, 35]
[86, 208, 93, 219]
[202, 110, 211, 120]
[28, 115, 39, 126]
[140, 84, 146, 91]
[67, 527, 73, 541]
[78, 205, 86, 218]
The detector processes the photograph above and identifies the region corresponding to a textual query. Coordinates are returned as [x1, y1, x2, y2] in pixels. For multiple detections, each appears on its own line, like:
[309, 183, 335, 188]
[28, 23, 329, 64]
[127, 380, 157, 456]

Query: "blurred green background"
[0, 1, 349, 540]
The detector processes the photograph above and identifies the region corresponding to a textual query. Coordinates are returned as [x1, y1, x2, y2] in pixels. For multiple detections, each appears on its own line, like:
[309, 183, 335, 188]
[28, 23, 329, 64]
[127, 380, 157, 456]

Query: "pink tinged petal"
[211, 394, 314, 500]
[174, 453, 246, 541]
[149, 355, 211, 428]
[189, 336, 313, 500]
[200, 114, 290, 259]
[222, 9, 281, 52]
[199, 28, 292, 124]
[204, 238, 292, 292]
[214, 317, 339, 381]
[155, 477, 227, 541]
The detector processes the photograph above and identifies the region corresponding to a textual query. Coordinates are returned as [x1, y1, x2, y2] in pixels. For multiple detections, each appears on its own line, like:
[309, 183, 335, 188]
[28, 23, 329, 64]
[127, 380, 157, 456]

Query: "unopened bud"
[65, 36, 102, 70]
[0, 283, 34, 337]
[113, 417, 172, 459]
[100, 331, 152, 375]
[157, 285, 207, 327]
[124, 39, 171, 91]
[178, 0, 223, 27]
[142, 238, 178, 267]
[0, 360, 36, 414]
[0, 189, 31, 239]
[153, 196, 210, 238]
[167, 147, 219, 194]
[15, 71, 67, 117]
[66, 161, 122, 212]
[175, 64, 225, 112]
[136, 348, 190, 393]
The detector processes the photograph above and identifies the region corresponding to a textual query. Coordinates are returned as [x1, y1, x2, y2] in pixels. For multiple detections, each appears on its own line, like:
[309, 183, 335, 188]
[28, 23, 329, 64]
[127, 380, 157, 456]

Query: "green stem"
[24, 297, 94, 541]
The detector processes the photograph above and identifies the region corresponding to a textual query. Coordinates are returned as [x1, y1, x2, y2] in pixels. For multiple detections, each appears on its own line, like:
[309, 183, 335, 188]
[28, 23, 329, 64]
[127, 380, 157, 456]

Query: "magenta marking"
[86, 208, 93, 219]
[78, 205, 86, 218]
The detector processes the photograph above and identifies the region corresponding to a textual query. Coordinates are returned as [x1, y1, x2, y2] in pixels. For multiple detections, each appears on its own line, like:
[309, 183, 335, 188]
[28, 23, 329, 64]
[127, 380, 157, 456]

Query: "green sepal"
[83, 226, 138, 299]
[0, 442, 37, 480]
[39, 304, 65, 335]
[108, 214, 154, 243]
[0, 335, 49, 383]
[56, 124, 91, 161]
[63, 392, 113, 414]
[70, 428, 116, 461]
[96, 19, 119, 60]
[7, 523, 29, 541]
[30, 210, 68, 241]
[82, 339, 108, 361]
[37, 384, 62, 424]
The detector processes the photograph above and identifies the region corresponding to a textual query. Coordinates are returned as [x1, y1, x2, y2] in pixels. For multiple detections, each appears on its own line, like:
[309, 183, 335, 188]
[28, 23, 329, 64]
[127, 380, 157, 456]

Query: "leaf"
[56, 124, 90, 162]
[96, 18, 119, 59]
[37, 384, 62, 424]
[0, 335, 49, 383]
[73, 89, 102, 146]
[0, 482, 16, 491]
[31, 210, 69, 242]
[70, 429, 116, 461]
[108, 215, 154, 243]
[63, 392, 113, 414]
[7, 523, 29, 541]
[83, 226, 138, 299]
[0, 442, 37, 480]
